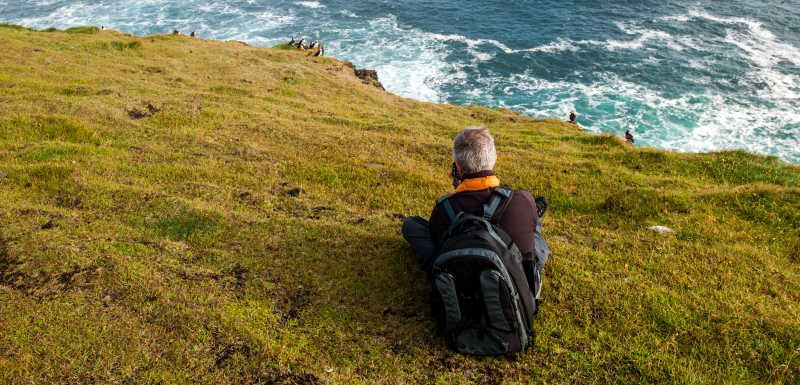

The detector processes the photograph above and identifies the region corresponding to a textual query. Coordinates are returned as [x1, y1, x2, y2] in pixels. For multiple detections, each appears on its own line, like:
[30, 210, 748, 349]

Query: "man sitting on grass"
[401, 125, 550, 303]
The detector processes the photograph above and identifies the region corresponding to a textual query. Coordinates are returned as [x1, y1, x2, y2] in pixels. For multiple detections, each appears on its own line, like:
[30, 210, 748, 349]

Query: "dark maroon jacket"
[429, 184, 539, 258]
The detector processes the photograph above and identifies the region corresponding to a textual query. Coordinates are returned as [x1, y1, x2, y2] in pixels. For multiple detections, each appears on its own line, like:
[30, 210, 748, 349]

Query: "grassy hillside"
[0, 25, 798, 384]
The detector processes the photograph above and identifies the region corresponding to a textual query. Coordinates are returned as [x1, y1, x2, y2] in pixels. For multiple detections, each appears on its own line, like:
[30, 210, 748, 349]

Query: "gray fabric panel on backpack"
[454, 328, 509, 355]
[480, 270, 512, 332]
[435, 247, 528, 347]
[435, 248, 515, 295]
[534, 217, 550, 267]
[434, 273, 461, 330]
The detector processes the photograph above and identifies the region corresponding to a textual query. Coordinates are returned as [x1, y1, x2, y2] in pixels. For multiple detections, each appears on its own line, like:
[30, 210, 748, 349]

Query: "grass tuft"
[110, 40, 140, 50]
[0, 23, 33, 31]
[64, 26, 100, 34]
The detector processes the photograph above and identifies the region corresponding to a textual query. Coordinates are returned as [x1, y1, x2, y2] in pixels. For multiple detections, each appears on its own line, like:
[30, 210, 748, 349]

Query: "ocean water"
[2, 0, 799, 164]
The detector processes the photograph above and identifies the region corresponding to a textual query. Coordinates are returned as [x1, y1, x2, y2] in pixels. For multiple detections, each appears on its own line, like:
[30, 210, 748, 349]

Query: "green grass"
[272, 43, 297, 50]
[0, 25, 799, 384]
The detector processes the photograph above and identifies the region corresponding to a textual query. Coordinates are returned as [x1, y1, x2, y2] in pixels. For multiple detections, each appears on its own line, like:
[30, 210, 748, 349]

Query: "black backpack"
[430, 187, 537, 355]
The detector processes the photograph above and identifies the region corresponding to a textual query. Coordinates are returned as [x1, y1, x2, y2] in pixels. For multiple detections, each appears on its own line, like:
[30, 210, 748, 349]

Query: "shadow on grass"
[154, 208, 220, 241]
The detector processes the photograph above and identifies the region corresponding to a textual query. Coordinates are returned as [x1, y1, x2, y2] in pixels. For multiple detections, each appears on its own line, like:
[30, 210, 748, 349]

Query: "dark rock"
[41, 220, 56, 230]
[550, 331, 562, 339]
[278, 287, 311, 322]
[213, 336, 252, 368]
[287, 187, 304, 197]
[354, 68, 385, 91]
[127, 107, 148, 119]
[146, 103, 160, 115]
[311, 206, 333, 213]
[134, 238, 159, 247]
[223, 264, 249, 291]
[127, 103, 160, 119]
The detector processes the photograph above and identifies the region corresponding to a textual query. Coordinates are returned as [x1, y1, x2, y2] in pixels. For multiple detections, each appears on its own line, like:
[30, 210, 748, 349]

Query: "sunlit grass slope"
[0, 25, 798, 384]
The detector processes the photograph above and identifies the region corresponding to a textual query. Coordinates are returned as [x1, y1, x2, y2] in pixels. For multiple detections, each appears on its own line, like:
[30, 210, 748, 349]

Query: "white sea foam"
[645, 9, 800, 106]
[473, 70, 800, 162]
[339, 10, 358, 18]
[470, 51, 494, 62]
[14, 2, 105, 30]
[324, 14, 451, 102]
[525, 38, 580, 53]
[503, 25, 685, 54]
[602, 22, 679, 51]
[643, 56, 662, 65]
[690, 9, 800, 66]
[295, 1, 324, 9]
[687, 10, 800, 109]
[660, 14, 690, 22]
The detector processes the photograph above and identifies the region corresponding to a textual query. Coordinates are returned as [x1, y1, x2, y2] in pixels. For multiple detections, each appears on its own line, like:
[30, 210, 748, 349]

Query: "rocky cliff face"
[353, 68, 385, 91]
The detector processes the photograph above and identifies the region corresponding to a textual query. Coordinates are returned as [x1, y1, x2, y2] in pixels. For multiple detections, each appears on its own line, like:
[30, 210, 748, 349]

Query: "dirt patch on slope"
[0, 232, 99, 297]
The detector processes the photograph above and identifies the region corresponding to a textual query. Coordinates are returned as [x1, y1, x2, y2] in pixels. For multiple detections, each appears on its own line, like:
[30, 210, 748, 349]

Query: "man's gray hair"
[453, 126, 496, 174]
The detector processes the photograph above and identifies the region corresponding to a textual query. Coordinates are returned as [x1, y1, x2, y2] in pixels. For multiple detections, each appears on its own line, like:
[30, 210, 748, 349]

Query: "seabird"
[625, 130, 634, 144]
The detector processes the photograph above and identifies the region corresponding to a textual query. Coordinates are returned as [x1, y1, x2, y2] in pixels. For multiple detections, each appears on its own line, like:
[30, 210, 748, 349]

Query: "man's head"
[453, 126, 496, 175]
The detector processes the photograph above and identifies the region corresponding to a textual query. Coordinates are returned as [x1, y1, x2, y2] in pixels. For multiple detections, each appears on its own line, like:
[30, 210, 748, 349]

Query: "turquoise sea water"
[2, 0, 799, 163]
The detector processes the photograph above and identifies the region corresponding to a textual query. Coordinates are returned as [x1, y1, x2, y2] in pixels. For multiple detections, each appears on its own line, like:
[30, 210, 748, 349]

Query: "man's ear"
[455, 161, 463, 175]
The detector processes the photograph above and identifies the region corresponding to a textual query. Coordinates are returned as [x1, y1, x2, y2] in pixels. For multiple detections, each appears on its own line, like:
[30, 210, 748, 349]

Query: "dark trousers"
[401, 216, 550, 270]
[401, 216, 437, 268]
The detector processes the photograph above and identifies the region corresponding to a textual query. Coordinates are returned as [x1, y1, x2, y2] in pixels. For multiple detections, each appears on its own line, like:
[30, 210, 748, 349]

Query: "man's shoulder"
[509, 188, 534, 200]
[505, 188, 536, 214]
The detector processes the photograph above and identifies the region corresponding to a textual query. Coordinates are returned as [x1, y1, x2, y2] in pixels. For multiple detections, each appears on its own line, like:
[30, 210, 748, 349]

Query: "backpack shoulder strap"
[437, 194, 457, 223]
[483, 186, 513, 222]
[492, 186, 514, 223]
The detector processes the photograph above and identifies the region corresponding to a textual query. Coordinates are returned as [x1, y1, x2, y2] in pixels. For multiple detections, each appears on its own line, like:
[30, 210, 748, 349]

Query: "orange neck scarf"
[455, 175, 501, 193]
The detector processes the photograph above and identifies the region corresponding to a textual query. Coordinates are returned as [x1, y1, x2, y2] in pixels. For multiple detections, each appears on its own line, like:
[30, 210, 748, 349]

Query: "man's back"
[428, 187, 538, 264]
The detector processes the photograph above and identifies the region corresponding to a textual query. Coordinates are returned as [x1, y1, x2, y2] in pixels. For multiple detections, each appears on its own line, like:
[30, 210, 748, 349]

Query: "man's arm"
[502, 190, 538, 257]
[504, 190, 539, 290]
[428, 202, 449, 253]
